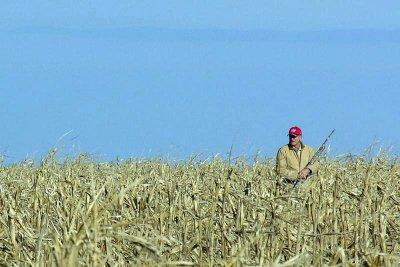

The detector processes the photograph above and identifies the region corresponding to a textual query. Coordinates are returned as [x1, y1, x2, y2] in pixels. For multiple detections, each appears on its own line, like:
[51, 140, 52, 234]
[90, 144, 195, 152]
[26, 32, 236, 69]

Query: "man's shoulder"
[277, 144, 315, 154]
[302, 144, 315, 152]
[277, 144, 290, 154]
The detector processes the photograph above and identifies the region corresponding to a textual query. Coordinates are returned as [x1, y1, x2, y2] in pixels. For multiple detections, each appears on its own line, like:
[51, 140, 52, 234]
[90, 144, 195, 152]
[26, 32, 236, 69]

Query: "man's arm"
[305, 129, 334, 175]
[306, 147, 319, 174]
[276, 149, 298, 180]
[298, 147, 319, 179]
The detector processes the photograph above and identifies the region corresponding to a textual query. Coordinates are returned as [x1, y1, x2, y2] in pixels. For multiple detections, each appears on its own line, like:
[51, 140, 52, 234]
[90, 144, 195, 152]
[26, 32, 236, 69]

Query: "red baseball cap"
[288, 126, 302, 136]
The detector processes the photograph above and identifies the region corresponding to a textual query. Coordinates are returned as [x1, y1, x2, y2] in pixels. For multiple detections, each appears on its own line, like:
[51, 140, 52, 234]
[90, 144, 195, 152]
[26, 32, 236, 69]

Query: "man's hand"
[298, 168, 311, 180]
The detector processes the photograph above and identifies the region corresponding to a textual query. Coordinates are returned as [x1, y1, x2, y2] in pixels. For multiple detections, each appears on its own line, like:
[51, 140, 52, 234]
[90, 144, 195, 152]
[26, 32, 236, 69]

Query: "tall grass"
[0, 153, 399, 266]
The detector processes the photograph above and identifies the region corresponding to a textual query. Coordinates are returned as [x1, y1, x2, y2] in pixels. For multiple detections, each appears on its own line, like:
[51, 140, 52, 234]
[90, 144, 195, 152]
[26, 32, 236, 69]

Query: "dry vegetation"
[0, 152, 399, 266]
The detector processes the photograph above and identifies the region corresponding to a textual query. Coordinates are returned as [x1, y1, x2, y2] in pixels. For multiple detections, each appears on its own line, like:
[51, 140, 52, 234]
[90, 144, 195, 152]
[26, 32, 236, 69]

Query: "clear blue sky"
[1, 2, 400, 163]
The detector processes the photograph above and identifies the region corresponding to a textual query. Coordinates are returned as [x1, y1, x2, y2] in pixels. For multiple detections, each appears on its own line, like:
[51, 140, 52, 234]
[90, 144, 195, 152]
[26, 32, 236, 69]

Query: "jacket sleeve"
[307, 148, 319, 174]
[276, 149, 298, 180]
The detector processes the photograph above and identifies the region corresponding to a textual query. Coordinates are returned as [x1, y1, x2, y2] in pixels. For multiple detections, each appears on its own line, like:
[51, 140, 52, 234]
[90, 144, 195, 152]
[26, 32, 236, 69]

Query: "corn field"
[0, 152, 399, 266]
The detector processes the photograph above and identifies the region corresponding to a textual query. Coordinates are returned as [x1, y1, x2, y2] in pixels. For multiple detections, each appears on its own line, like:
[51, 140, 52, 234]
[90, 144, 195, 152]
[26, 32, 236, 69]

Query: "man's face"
[289, 134, 302, 147]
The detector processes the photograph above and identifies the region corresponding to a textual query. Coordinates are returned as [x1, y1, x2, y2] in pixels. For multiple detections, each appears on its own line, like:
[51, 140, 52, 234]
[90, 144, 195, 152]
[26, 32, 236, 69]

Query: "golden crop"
[0, 153, 399, 266]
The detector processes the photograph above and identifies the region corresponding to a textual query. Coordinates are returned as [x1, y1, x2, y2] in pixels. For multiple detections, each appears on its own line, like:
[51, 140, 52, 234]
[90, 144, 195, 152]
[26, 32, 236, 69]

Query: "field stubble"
[0, 153, 399, 266]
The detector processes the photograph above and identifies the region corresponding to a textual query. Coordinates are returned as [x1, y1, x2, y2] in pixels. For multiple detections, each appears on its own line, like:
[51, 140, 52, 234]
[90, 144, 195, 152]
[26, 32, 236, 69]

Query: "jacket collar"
[288, 142, 304, 151]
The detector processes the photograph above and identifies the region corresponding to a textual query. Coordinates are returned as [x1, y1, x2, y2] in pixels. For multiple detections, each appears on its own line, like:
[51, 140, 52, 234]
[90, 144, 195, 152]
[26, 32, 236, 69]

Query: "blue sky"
[1, 2, 400, 162]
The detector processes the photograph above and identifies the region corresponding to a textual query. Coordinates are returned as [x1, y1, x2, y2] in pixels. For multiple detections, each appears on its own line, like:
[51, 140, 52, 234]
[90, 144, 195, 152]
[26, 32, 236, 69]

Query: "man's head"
[288, 126, 302, 148]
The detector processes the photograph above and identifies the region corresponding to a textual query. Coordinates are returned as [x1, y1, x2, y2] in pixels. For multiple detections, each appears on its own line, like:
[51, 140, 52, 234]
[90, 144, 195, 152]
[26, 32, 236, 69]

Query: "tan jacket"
[275, 143, 319, 181]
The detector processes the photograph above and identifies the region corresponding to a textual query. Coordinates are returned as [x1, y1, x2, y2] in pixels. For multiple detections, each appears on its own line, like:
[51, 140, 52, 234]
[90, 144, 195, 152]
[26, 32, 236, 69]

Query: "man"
[276, 126, 319, 183]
